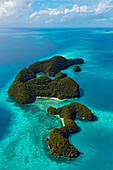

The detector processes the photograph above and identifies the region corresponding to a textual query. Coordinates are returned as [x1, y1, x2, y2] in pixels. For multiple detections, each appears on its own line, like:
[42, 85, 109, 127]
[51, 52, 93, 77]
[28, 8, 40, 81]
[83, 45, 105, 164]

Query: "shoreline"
[36, 96, 64, 100]
[55, 115, 65, 126]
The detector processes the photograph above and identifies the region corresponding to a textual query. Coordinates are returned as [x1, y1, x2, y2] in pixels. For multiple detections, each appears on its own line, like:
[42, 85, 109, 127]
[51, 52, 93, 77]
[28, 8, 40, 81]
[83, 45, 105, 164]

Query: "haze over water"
[0, 28, 113, 170]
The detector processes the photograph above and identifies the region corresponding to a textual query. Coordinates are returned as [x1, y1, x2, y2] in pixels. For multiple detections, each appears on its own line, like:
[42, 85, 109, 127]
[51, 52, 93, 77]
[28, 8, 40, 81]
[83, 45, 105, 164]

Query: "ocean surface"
[0, 28, 113, 170]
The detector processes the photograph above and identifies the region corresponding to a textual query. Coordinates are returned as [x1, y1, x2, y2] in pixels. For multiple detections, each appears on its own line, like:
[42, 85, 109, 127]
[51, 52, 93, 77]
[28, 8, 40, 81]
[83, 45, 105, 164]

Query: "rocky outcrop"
[73, 65, 81, 72]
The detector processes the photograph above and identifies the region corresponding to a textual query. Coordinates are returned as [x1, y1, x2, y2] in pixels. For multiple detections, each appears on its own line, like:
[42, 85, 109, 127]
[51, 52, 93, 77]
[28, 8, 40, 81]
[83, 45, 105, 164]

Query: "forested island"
[47, 103, 94, 159]
[8, 55, 96, 160]
[8, 56, 83, 104]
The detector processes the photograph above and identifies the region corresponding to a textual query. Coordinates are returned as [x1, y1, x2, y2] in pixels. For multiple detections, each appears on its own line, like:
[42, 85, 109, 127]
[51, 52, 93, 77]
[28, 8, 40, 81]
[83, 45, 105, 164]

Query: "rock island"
[8, 56, 84, 104]
[47, 102, 95, 159]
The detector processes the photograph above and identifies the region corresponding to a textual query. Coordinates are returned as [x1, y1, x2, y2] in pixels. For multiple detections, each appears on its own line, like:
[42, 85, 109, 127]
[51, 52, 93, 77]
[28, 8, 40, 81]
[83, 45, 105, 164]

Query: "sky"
[0, 0, 113, 27]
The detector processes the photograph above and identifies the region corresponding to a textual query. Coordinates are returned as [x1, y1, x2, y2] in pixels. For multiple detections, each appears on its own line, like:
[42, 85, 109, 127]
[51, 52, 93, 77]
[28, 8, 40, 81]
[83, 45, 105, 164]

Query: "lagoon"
[0, 28, 113, 170]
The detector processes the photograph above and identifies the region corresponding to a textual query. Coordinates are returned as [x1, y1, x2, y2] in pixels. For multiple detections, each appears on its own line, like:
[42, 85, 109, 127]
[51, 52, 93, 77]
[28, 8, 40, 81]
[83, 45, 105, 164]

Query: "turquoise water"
[0, 28, 113, 170]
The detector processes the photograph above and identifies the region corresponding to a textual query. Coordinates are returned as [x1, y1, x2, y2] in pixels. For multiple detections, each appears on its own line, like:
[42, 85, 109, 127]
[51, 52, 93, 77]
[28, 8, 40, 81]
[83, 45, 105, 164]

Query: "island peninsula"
[47, 102, 94, 158]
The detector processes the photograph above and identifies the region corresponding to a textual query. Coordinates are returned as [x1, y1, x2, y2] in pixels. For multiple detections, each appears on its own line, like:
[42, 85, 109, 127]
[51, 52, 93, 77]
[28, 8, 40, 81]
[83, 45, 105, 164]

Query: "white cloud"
[0, 0, 113, 26]
[95, 0, 113, 14]
[35, 0, 113, 18]
[45, 19, 54, 23]
[28, 3, 92, 25]
[39, 10, 49, 15]
[65, 4, 89, 14]
[71, 4, 80, 13]
[35, 3, 91, 19]
[4, 1, 14, 7]
[0, 0, 32, 22]
[30, 11, 38, 19]
[38, 7, 63, 16]
[65, 8, 70, 14]
[27, 3, 32, 8]
[0, 1, 15, 17]
[49, 8, 63, 16]
[79, 5, 88, 13]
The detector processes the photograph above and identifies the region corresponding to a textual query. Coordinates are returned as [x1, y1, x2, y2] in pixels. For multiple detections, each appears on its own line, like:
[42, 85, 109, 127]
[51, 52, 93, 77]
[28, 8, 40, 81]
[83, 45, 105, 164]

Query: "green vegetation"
[48, 127, 80, 158]
[14, 68, 36, 82]
[73, 65, 81, 72]
[56, 72, 67, 79]
[8, 56, 84, 103]
[47, 102, 94, 120]
[8, 72, 80, 104]
[28, 56, 84, 76]
[8, 55, 95, 160]
[47, 103, 94, 158]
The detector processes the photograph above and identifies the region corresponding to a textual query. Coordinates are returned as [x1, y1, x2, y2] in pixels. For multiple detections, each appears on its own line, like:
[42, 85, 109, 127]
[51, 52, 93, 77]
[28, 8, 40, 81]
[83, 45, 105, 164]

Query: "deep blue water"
[0, 28, 113, 170]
